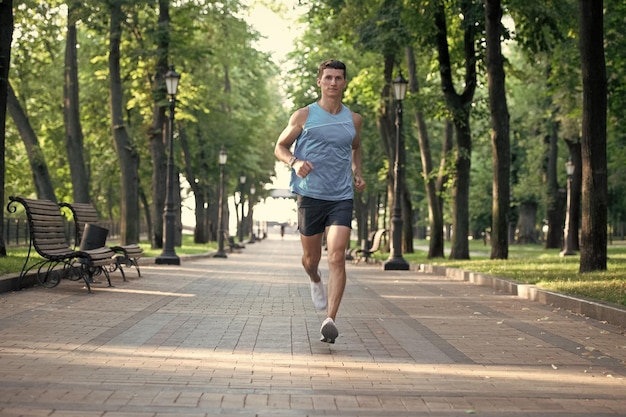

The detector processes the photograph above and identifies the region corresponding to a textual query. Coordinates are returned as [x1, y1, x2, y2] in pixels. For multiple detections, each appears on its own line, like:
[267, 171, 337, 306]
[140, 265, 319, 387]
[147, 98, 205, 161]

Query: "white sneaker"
[320, 317, 338, 343]
[310, 274, 327, 310]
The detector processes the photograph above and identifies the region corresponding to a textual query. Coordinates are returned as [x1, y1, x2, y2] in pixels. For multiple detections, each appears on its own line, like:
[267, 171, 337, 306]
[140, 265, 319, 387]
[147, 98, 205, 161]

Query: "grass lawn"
[376, 239, 626, 307]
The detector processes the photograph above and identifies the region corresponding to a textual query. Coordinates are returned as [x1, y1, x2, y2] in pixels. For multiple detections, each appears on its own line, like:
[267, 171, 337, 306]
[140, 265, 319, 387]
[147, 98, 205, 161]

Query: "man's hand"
[294, 160, 314, 178]
[354, 175, 366, 193]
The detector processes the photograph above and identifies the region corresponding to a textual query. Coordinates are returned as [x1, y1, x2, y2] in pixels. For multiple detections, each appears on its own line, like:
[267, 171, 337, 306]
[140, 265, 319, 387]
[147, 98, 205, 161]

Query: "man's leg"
[301, 232, 327, 310]
[300, 232, 324, 281]
[324, 225, 351, 320]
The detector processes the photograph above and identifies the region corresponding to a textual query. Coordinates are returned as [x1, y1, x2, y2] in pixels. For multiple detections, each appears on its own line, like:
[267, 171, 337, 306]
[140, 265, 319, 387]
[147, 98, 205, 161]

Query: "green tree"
[7, 82, 57, 201]
[406, 45, 446, 259]
[64, 0, 90, 204]
[484, 0, 510, 260]
[605, 0, 626, 239]
[146, 0, 170, 249]
[108, 0, 141, 244]
[507, 0, 579, 250]
[433, 0, 479, 260]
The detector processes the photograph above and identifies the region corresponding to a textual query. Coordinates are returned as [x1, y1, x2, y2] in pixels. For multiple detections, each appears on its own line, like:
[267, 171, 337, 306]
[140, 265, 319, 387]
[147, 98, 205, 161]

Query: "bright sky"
[246, 1, 306, 64]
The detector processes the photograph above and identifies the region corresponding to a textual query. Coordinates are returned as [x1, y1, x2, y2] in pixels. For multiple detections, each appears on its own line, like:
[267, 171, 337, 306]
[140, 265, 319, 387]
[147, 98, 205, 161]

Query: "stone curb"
[416, 263, 626, 329]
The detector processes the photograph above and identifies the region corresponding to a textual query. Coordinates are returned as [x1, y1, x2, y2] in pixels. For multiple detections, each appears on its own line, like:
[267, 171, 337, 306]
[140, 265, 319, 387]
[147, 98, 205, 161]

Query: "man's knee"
[326, 249, 346, 269]
[302, 253, 321, 271]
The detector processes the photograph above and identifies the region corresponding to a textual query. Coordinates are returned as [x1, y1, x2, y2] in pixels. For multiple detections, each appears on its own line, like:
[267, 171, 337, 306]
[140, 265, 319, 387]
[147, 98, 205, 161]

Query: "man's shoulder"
[295, 104, 312, 116]
[350, 110, 362, 126]
[290, 106, 311, 125]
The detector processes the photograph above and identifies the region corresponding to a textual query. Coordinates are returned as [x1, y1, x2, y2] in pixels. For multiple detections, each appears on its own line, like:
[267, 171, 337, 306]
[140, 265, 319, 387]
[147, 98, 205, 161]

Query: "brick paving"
[0, 233, 625, 417]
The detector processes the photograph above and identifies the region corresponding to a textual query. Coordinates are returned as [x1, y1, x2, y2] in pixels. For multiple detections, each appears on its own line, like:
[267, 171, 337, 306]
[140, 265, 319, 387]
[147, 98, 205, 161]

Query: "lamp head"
[219, 147, 227, 165]
[392, 71, 408, 101]
[165, 66, 181, 96]
[565, 159, 574, 176]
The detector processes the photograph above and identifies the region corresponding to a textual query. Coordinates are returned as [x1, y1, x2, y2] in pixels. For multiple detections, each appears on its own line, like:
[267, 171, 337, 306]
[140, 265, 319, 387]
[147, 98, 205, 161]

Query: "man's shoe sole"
[320, 320, 338, 344]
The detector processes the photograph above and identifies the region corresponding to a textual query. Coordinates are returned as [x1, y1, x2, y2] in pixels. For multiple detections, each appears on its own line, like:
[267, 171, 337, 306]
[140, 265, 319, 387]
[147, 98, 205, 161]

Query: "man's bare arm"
[274, 108, 307, 164]
[351, 113, 366, 192]
[274, 107, 315, 178]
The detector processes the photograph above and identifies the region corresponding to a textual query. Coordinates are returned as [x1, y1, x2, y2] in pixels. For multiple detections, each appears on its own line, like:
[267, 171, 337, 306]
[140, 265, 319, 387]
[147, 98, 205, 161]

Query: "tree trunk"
[108, 1, 140, 244]
[434, 0, 477, 260]
[208, 184, 218, 242]
[436, 120, 453, 240]
[449, 121, 472, 259]
[376, 54, 397, 242]
[516, 201, 538, 244]
[64, 4, 90, 204]
[370, 194, 380, 233]
[579, 0, 607, 272]
[139, 186, 151, 242]
[0, 0, 13, 257]
[148, 0, 171, 249]
[485, 0, 510, 260]
[406, 46, 444, 258]
[193, 187, 207, 243]
[7, 83, 57, 202]
[544, 119, 563, 249]
[179, 125, 209, 244]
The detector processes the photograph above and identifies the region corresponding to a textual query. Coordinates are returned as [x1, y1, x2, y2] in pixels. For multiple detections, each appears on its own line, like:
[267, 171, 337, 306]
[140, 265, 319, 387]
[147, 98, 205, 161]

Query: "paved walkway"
[0, 233, 625, 417]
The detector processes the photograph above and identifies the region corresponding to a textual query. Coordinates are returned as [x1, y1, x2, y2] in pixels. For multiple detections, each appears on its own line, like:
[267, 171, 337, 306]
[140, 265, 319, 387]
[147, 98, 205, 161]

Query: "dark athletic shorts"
[297, 195, 353, 236]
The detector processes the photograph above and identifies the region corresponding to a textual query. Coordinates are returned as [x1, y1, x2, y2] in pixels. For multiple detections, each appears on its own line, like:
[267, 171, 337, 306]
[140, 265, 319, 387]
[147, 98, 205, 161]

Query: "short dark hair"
[317, 59, 347, 79]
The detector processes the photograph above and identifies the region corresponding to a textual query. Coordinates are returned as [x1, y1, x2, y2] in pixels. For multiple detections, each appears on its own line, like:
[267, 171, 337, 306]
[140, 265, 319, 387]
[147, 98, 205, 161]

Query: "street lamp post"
[383, 71, 410, 271]
[238, 174, 246, 243]
[156, 66, 181, 265]
[560, 158, 576, 257]
[214, 147, 228, 258]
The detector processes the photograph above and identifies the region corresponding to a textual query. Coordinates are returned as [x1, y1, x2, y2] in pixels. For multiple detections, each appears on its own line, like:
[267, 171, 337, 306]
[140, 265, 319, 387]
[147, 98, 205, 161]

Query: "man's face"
[317, 68, 346, 97]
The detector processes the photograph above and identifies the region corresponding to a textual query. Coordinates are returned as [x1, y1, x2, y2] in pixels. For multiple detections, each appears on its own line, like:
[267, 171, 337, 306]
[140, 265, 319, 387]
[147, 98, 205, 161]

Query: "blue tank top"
[290, 102, 356, 201]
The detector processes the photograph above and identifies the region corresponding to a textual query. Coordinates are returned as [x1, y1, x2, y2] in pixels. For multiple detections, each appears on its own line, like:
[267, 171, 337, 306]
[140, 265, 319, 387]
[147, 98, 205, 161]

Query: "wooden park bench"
[7, 196, 118, 293]
[354, 229, 387, 263]
[59, 202, 144, 280]
[226, 234, 245, 253]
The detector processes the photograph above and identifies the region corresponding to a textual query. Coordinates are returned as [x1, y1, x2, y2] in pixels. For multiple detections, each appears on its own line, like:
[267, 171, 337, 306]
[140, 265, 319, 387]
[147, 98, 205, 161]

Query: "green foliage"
[506, 0, 577, 56]
[605, 0, 626, 227]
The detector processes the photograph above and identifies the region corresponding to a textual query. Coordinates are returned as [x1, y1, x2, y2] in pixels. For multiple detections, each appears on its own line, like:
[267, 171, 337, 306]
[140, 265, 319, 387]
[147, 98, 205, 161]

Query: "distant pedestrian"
[280, 224, 285, 239]
[274, 59, 365, 343]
